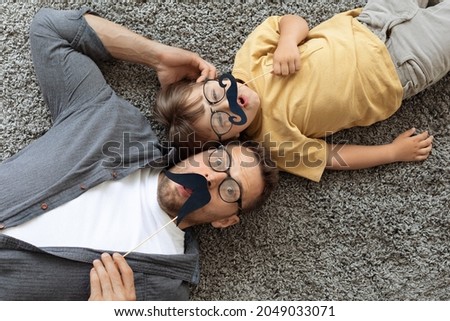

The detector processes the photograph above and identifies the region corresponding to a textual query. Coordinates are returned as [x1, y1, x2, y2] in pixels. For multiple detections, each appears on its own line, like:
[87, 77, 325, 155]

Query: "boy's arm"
[326, 128, 433, 170]
[273, 15, 309, 76]
[84, 14, 216, 86]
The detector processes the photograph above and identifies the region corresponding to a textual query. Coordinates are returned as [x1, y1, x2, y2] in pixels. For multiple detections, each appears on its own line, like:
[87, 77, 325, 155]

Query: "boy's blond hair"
[154, 80, 209, 155]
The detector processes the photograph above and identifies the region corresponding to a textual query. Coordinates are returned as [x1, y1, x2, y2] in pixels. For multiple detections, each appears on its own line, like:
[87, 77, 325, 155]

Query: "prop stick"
[122, 216, 178, 258]
[243, 67, 273, 86]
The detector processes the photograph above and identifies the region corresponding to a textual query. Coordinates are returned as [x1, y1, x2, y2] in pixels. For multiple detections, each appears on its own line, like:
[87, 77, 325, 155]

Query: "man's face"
[191, 80, 261, 141]
[157, 145, 264, 229]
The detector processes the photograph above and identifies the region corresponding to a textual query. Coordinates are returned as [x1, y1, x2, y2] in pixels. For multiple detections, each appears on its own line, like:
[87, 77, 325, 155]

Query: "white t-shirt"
[3, 168, 184, 255]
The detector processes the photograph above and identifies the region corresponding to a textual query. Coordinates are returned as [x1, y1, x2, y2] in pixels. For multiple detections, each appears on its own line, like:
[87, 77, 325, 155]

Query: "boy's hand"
[391, 128, 433, 162]
[273, 43, 301, 76]
[273, 15, 308, 76]
[89, 253, 136, 301]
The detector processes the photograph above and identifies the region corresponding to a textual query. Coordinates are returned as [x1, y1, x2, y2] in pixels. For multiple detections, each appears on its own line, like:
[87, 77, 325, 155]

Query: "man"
[0, 8, 278, 300]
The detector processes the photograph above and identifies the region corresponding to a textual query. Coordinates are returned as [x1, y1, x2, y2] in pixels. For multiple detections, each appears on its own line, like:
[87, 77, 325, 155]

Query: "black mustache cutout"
[218, 73, 247, 126]
[163, 170, 211, 225]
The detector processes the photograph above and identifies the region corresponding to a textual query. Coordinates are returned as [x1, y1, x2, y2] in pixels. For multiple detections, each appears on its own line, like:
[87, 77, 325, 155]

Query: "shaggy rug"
[2, 0, 449, 300]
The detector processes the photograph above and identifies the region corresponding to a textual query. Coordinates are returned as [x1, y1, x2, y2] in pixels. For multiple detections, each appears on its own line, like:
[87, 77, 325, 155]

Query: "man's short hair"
[235, 140, 279, 213]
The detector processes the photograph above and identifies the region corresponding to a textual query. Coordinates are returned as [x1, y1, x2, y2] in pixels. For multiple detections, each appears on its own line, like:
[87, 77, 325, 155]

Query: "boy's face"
[191, 80, 261, 141]
[157, 144, 264, 229]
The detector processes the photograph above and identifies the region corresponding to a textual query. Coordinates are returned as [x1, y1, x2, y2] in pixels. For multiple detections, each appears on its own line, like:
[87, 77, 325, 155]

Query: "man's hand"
[89, 253, 136, 301]
[391, 128, 433, 162]
[84, 14, 216, 88]
[154, 43, 217, 87]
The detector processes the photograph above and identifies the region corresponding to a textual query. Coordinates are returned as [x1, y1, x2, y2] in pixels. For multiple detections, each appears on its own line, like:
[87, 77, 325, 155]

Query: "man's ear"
[211, 215, 240, 229]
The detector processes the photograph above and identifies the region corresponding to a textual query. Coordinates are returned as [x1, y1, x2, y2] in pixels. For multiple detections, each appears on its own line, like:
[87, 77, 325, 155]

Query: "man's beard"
[157, 175, 182, 217]
[157, 170, 211, 225]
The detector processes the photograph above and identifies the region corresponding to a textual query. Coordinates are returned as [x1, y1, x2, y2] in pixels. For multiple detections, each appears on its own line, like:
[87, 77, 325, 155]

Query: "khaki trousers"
[358, 0, 450, 99]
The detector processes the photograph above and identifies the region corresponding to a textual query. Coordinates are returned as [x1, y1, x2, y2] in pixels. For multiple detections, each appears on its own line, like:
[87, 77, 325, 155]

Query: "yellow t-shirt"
[232, 9, 403, 182]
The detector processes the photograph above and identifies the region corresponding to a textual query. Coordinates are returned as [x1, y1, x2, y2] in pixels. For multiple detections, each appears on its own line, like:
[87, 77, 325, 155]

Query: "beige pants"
[358, 0, 450, 99]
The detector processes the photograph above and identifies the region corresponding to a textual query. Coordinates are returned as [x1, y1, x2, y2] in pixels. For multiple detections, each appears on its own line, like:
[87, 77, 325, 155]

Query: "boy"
[155, 0, 449, 182]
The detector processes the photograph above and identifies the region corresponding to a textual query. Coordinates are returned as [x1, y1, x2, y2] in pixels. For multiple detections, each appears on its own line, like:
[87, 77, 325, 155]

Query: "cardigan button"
[0, 223, 5, 230]
[41, 203, 48, 210]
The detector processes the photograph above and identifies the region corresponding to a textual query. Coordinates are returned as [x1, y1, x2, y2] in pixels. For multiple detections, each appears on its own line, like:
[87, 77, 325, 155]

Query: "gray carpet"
[2, 1, 449, 301]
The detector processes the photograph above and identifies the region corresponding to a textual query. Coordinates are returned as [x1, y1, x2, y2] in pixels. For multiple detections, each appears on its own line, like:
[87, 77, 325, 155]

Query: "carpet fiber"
[2, 1, 449, 300]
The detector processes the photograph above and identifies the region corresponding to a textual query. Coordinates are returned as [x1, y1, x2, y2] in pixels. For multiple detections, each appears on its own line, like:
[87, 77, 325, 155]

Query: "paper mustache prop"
[218, 73, 247, 126]
[163, 170, 211, 225]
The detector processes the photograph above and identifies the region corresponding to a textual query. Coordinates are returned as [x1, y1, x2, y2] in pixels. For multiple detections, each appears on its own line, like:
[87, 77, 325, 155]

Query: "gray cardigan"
[0, 8, 199, 300]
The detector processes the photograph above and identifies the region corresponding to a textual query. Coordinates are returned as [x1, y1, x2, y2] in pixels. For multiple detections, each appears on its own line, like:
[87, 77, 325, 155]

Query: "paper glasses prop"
[217, 70, 273, 125]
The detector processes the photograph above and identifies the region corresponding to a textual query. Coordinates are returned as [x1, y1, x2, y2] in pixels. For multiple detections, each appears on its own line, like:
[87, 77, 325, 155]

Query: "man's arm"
[326, 128, 433, 170]
[273, 15, 309, 76]
[84, 14, 216, 86]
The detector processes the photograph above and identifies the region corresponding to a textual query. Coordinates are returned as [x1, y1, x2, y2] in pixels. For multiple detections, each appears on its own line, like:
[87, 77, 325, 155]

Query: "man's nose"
[205, 171, 227, 188]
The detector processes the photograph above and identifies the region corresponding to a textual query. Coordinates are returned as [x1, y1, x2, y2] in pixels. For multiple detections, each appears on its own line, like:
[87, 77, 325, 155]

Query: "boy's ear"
[211, 215, 240, 229]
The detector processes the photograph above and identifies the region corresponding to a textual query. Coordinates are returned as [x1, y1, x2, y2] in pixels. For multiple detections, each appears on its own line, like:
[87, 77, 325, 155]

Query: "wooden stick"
[122, 216, 178, 257]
